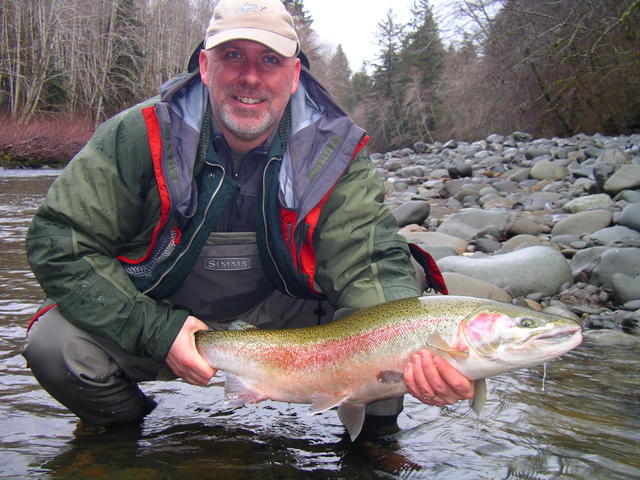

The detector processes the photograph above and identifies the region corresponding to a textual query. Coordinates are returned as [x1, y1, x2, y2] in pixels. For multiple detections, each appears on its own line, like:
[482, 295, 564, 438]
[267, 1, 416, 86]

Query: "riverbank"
[378, 131, 640, 336]
[0, 114, 92, 169]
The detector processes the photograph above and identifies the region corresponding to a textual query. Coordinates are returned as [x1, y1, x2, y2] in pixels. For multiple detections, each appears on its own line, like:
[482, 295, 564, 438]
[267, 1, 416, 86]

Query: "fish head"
[459, 304, 583, 369]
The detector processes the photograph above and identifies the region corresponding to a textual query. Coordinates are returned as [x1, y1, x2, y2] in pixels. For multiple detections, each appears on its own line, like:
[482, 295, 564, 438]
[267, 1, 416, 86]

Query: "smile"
[235, 96, 263, 105]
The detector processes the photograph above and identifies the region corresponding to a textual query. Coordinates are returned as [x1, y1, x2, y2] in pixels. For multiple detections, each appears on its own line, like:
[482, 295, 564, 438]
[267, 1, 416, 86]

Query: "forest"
[1, 0, 639, 166]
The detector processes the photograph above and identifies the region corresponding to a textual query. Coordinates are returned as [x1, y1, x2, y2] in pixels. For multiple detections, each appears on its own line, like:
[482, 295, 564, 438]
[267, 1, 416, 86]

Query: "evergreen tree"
[398, 0, 446, 143]
[401, 0, 445, 90]
[326, 44, 352, 111]
[362, 9, 405, 150]
[282, 0, 328, 81]
[371, 9, 404, 98]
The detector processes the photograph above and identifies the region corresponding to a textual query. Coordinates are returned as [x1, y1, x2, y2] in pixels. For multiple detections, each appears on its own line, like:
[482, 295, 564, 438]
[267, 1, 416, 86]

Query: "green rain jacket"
[26, 68, 421, 362]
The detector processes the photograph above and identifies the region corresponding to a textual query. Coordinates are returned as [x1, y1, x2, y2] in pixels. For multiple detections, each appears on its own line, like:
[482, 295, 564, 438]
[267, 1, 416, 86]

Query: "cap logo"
[235, 3, 267, 14]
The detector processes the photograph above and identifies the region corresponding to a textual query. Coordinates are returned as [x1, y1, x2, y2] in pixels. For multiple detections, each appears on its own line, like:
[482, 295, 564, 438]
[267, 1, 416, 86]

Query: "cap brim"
[204, 28, 298, 57]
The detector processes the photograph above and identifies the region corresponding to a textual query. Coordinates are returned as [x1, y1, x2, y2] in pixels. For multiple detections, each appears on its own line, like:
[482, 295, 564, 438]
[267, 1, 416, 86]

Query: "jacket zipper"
[143, 163, 226, 295]
[262, 156, 294, 297]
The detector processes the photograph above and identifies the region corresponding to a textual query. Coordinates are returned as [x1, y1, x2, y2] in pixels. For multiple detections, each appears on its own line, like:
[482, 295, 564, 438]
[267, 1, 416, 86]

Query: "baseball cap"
[204, 0, 300, 58]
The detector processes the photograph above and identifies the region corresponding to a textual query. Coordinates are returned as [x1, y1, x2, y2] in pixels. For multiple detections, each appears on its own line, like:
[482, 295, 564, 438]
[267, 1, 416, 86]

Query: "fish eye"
[519, 317, 537, 328]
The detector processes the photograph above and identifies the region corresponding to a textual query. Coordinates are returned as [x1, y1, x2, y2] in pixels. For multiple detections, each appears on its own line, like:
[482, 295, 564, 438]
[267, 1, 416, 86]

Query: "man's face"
[200, 39, 301, 152]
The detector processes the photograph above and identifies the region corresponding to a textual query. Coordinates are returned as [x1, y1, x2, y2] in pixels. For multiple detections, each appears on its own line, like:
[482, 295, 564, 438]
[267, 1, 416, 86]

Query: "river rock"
[436, 246, 572, 297]
[437, 209, 511, 241]
[552, 282, 610, 315]
[442, 272, 512, 302]
[413, 141, 428, 153]
[583, 310, 640, 336]
[521, 192, 563, 211]
[596, 148, 629, 168]
[618, 203, 640, 232]
[543, 303, 581, 321]
[583, 329, 640, 346]
[418, 245, 459, 260]
[563, 194, 613, 213]
[508, 214, 549, 236]
[530, 160, 570, 181]
[582, 247, 640, 290]
[399, 230, 469, 253]
[604, 164, 640, 194]
[615, 190, 640, 203]
[570, 247, 609, 282]
[611, 273, 640, 305]
[588, 225, 640, 247]
[551, 209, 612, 236]
[502, 234, 543, 250]
[482, 197, 516, 210]
[392, 200, 431, 227]
[471, 235, 502, 253]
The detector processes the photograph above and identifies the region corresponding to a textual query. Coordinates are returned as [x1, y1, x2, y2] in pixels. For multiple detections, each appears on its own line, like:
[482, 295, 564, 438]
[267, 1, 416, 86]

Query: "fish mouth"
[532, 326, 581, 342]
[528, 326, 583, 351]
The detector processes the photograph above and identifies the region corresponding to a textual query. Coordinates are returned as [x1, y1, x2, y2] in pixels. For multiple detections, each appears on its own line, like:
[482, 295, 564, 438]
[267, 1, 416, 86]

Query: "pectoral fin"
[469, 378, 487, 415]
[224, 373, 267, 407]
[309, 393, 349, 415]
[426, 331, 469, 358]
[337, 402, 366, 441]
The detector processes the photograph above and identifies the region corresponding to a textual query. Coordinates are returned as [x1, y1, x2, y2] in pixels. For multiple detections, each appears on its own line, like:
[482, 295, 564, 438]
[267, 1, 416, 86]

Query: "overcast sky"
[303, 0, 458, 70]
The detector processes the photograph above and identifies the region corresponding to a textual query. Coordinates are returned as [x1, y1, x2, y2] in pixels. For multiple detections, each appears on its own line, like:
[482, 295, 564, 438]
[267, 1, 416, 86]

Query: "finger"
[189, 360, 216, 385]
[170, 356, 215, 386]
[403, 359, 418, 395]
[417, 351, 460, 405]
[432, 356, 474, 400]
[405, 351, 439, 404]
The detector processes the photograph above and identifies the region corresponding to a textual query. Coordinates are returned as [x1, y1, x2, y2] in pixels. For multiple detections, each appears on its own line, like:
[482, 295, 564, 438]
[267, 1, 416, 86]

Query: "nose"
[239, 60, 260, 86]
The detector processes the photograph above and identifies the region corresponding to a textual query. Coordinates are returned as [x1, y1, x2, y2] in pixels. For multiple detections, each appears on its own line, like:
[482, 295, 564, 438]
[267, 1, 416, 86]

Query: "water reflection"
[1, 171, 639, 479]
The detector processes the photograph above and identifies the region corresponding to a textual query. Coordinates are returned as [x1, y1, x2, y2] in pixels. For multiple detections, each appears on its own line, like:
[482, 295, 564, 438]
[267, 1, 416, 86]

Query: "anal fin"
[337, 402, 366, 441]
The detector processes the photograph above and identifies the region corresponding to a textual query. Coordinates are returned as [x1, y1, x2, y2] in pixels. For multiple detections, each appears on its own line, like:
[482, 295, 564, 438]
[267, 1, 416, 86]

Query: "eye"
[263, 54, 280, 65]
[520, 317, 537, 328]
[225, 50, 243, 60]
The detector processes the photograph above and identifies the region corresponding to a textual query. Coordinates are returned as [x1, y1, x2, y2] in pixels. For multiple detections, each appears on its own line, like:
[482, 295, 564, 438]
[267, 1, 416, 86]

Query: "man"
[23, 0, 473, 436]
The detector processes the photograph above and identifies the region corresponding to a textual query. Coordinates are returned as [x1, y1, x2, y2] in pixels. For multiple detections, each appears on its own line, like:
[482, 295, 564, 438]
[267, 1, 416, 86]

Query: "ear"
[199, 49, 210, 86]
[291, 58, 301, 94]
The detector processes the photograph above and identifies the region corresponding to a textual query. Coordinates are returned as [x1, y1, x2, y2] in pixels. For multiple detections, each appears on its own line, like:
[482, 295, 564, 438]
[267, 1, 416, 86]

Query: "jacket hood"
[155, 64, 366, 227]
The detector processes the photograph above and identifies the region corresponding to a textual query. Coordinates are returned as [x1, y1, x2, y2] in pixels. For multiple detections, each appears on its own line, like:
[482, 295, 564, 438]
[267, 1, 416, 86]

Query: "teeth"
[237, 96, 262, 105]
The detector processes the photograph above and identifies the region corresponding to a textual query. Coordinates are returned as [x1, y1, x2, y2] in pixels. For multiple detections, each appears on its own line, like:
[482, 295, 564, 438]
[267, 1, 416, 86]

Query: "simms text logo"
[205, 257, 252, 271]
[236, 3, 267, 14]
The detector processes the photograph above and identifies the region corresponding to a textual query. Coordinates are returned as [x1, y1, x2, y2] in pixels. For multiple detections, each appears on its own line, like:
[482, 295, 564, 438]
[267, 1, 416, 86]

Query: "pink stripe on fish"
[255, 317, 450, 370]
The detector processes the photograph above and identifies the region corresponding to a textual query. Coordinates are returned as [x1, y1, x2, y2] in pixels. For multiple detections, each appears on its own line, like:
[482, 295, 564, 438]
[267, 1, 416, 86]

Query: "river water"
[1, 170, 639, 479]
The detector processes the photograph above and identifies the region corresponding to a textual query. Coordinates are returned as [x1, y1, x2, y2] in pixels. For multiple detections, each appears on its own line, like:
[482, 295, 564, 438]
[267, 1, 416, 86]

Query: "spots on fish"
[377, 370, 404, 384]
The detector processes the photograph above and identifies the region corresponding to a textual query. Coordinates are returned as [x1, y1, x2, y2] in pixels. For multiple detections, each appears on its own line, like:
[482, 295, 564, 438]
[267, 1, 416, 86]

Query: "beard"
[218, 85, 280, 141]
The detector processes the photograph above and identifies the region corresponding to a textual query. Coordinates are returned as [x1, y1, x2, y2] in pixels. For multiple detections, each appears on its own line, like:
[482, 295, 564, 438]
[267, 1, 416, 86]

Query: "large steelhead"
[195, 295, 582, 440]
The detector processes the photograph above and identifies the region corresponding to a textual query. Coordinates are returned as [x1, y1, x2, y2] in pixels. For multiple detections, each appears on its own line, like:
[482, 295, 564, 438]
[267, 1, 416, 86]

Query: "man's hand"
[166, 316, 217, 385]
[403, 349, 474, 406]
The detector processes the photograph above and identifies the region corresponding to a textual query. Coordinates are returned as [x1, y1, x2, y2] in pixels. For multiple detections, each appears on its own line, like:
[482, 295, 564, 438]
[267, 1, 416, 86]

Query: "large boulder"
[551, 209, 612, 236]
[437, 246, 572, 297]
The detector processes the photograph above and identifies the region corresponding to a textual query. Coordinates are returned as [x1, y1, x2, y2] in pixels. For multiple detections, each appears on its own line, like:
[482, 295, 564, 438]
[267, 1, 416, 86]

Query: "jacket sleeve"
[313, 148, 422, 310]
[26, 108, 189, 362]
